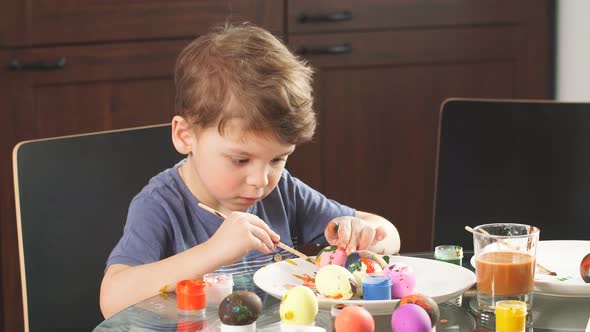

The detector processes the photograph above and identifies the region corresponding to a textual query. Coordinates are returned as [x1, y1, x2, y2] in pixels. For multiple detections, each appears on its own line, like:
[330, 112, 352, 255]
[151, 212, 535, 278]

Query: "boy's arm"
[100, 211, 280, 319]
[356, 210, 401, 255]
[100, 240, 224, 319]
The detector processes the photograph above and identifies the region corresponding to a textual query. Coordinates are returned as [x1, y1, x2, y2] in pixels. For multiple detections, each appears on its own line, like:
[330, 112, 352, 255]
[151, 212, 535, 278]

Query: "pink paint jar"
[204, 272, 233, 306]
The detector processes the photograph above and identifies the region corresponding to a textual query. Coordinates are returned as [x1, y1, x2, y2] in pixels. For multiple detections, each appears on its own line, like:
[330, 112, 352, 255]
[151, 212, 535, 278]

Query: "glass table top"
[94, 252, 590, 331]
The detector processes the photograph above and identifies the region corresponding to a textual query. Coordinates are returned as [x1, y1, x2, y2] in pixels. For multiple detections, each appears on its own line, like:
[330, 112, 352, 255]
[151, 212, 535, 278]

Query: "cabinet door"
[7, 40, 188, 140]
[289, 24, 549, 252]
[0, 0, 283, 47]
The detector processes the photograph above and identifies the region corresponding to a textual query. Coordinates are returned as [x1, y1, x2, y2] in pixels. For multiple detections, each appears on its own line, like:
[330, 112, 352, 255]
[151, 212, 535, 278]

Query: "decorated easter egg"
[218, 291, 262, 326]
[334, 305, 375, 332]
[345, 250, 388, 271]
[391, 303, 432, 332]
[316, 245, 348, 268]
[315, 264, 357, 299]
[383, 263, 416, 298]
[397, 294, 439, 327]
[581, 253, 590, 283]
[280, 286, 318, 325]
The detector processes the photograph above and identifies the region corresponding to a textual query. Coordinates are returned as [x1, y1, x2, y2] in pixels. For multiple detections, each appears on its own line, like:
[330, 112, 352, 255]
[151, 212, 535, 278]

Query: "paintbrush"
[465, 226, 557, 276]
[198, 202, 316, 264]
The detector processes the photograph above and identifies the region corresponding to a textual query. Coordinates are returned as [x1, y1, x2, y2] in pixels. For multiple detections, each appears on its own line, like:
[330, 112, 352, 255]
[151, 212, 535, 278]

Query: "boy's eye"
[232, 158, 249, 165]
[272, 157, 287, 163]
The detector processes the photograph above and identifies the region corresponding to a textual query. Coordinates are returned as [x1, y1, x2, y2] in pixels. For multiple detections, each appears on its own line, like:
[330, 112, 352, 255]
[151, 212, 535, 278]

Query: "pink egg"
[316, 245, 347, 268]
[391, 303, 432, 332]
[383, 263, 416, 298]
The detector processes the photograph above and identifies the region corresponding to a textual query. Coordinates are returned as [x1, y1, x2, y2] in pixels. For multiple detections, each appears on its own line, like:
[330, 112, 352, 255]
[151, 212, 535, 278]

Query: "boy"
[100, 24, 400, 318]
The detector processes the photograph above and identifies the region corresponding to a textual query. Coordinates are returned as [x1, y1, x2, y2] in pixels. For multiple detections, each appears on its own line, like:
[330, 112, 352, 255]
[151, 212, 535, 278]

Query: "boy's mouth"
[238, 196, 260, 203]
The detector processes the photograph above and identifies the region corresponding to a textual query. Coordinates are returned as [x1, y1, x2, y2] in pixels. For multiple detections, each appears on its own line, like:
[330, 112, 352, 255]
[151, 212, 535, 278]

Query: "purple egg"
[391, 303, 432, 332]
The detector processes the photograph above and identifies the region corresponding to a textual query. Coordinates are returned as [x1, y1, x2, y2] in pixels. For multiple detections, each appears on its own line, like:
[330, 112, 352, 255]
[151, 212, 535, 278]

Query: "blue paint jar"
[362, 274, 392, 300]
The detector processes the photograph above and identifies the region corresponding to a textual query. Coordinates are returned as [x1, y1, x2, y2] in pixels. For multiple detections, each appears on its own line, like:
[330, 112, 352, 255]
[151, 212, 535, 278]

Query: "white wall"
[556, 0, 590, 101]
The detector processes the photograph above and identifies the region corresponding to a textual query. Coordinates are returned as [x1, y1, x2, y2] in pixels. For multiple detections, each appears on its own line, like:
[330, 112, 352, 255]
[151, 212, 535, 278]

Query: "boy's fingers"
[359, 226, 376, 250]
[324, 220, 338, 240]
[371, 226, 387, 245]
[250, 215, 281, 242]
[325, 220, 339, 244]
[337, 219, 352, 250]
[249, 224, 276, 251]
[346, 234, 358, 255]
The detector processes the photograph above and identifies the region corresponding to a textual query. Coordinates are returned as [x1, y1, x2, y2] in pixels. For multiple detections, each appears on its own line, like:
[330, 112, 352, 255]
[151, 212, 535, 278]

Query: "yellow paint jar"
[495, 300, 527, 332]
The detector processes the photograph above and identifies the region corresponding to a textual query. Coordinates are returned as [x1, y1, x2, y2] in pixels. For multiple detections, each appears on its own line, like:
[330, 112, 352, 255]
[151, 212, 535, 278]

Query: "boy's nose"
[246, 166, 269, 188]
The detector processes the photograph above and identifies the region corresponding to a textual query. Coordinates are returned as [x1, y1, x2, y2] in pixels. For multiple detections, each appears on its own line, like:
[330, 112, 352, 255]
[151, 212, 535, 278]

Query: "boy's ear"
[171, 115, 195, 155]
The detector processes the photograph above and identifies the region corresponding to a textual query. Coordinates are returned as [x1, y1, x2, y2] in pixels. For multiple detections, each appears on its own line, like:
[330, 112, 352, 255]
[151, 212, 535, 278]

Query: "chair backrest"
[433, 99, 590, 250]
[12, 124, 182, 331]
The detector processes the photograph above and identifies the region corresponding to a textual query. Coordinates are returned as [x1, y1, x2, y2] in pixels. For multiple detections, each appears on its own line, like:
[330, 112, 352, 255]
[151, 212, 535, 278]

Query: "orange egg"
[334, 306, 375, 332]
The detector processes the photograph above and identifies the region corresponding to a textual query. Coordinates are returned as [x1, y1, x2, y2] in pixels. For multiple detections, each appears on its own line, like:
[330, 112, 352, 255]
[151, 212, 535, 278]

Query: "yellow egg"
[315, 264, 357, 300]
[280, 286, 318, 325]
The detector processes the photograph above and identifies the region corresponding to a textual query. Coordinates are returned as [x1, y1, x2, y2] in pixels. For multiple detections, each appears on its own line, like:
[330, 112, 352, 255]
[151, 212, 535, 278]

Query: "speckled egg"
[397, 294, 439, 327]
[345, 250, 388, 271]
[218, 291, 262, 326]
[315, 264, 357, 300]
[334, 305, 375, 332]
[280, 286, 318, 325]
[383, 263, 416, 298]
[316, 246, 348, 268]
[581, 253, 590, 283]
[391, 303, 432, 332]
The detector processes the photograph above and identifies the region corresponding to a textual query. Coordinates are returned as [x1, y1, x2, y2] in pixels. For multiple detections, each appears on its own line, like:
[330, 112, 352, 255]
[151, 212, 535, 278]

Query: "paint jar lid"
[434, 245, 464, 260]
[362, 273, 392, 287]
[204, 272, 234, 287]
[495, 300, 527, 316]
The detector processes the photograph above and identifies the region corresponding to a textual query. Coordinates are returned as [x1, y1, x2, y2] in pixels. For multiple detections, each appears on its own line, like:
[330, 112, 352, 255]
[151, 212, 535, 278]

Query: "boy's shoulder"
[278, 168, 308, 191]
[133, 162, 185, 202]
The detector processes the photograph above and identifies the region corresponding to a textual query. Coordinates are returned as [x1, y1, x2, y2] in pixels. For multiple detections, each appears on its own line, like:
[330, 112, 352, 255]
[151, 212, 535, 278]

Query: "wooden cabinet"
[0, 1, 552, 331]
[286, 0, 552, 252]
[288, 0, 520, 33]
[0, 2, 284, 331]
[5, 40, 186, 139]
[0, 0, 284, 46]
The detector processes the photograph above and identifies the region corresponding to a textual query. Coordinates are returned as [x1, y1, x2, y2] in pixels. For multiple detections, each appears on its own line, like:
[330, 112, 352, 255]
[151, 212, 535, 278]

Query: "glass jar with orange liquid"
[473, 223, 539, 313]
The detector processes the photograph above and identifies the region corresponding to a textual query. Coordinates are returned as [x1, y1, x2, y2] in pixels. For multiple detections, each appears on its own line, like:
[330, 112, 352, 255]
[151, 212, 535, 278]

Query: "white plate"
[470, 240, 590, 297]
[534, 240, 590, 297]
[253, 256, 475, 315]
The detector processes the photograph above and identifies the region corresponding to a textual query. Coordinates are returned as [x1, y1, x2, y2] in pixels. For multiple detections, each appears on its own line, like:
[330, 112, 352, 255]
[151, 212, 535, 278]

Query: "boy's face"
[185, 119, 295, 213]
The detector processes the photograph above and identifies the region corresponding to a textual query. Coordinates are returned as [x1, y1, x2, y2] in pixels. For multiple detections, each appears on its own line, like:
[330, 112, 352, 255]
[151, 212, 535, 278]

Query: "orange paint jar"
[176, 280, 206, 315]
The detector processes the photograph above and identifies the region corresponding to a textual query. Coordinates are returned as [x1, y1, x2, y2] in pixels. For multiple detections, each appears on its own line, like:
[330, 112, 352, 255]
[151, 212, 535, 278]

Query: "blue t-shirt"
[107, 160, 355, 289]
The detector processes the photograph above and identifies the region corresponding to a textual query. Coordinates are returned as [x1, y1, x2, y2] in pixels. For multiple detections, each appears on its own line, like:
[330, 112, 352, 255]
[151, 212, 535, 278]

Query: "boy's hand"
[208, 211, 280, 264]
[324, 216, 386, 255]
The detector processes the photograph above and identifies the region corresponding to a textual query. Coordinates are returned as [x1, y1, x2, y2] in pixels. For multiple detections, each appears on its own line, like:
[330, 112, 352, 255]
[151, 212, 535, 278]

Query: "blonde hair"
[174, 24, 316, 144]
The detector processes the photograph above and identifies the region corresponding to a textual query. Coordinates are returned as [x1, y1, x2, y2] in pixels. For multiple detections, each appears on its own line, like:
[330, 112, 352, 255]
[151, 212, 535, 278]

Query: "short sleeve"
[282, 171, 356, 245]
[106, 194, 172, 267]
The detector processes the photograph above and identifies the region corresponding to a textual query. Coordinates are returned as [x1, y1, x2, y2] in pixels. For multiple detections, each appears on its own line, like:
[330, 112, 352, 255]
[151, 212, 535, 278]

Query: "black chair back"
[434, 99, 590, 250]
[13, 124, 182, 331]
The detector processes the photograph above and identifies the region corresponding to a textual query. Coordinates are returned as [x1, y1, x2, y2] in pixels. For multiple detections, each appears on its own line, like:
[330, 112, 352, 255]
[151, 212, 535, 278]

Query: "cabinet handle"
[298, 44, 352, 56]
[9, 57, 66, 71]
[298, 11, 353, 23]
